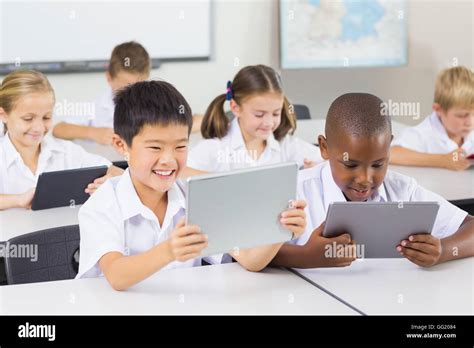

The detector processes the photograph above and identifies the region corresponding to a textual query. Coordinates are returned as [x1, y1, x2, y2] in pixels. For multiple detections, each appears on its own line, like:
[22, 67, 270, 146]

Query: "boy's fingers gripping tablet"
[408, 233, 437, 245]
[313, 222, 326, 236]
[333, 233, 352, 245]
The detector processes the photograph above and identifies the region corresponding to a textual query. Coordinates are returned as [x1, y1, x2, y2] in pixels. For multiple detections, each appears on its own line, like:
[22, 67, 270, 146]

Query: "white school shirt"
[76, 169, 223, 279]
[293, 162, 468, 246]
[392, 111, 474, 155]
[187, 118, 323, 172]
[0, 133, 111, 195]
[59, 88, 114, 129]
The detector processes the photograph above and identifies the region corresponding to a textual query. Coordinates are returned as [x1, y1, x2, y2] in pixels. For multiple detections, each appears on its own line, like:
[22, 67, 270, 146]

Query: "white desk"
[293, 257, 474, 315]
[0, 206, 80, 241]
[390, 165, 474, 202]
[80, 142, 123, 162]
[0, 263, 357, 315]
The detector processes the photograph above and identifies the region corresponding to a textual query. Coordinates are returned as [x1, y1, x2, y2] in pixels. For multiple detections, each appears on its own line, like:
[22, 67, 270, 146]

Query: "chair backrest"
[5, 225, 80, 285]
[293, 104, 311, 120]
[0, 242, 6, 285]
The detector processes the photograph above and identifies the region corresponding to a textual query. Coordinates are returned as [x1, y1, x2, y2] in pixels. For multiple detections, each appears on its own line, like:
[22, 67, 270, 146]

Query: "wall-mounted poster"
[280, 0, 407, 69]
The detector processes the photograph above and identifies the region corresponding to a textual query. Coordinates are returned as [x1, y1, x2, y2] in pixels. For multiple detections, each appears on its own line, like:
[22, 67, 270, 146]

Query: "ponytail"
[273, 96, 296, 141]
[203, 65, 295, 141]
[201, 93, 229, 139]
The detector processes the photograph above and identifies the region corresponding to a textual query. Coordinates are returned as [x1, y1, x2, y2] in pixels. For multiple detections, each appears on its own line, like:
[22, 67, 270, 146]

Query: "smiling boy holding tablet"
[271, 93, 474, 268]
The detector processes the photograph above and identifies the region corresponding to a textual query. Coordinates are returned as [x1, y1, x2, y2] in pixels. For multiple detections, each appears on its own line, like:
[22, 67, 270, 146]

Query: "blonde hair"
[201, 65, 297, 141]
[0, 70, 55, 134]
[434, 66, 474, 110]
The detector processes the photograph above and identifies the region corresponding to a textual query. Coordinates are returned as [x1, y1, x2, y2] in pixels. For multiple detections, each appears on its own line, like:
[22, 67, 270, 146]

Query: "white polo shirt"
[187, 118, 323, 172]
[0, 133, 111, 195]
[58, 88, 114, 129]
[76, 169, 222, 279]
[392, 111, 474, 155]
[293, 162, 468, 246]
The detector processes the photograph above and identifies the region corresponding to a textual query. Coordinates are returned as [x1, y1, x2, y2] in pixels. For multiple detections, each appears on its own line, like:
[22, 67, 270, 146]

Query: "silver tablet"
[186, 162, 298, 257]
[322, 202, 440, 258]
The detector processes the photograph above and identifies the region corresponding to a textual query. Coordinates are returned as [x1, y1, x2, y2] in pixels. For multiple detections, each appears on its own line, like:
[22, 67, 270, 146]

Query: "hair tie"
[225, 80, 233, 101]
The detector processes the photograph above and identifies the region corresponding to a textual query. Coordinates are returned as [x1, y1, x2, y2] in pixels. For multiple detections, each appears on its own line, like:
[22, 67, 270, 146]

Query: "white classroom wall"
[9, 0, 473, 127]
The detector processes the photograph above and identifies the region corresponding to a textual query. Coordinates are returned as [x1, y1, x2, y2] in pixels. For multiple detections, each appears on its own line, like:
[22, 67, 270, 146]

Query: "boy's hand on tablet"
[443, 148, 471, 171]
[397, 234, 442, 267]
[304, 222, 356, 267]
[85, 165, 124, 195]
[166, 218, 208, 262]
[17, 188, 36, 209]
[280, 199, 307, 239]
[90, 127, 114, 145]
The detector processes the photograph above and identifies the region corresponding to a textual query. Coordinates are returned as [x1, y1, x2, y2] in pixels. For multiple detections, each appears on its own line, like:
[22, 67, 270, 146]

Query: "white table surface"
[0, 263, 357, 315]
[389, 165, 474, 202]
[293, 257, 474, 315]
[0, 206, 80, 241]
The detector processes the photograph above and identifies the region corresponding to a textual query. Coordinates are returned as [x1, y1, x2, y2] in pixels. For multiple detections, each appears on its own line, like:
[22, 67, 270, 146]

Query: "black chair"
[0, 241, 6, 285]
[5, 225, 80, 285]
[293, 104, 311, 120]
[112, 160, 129, 170]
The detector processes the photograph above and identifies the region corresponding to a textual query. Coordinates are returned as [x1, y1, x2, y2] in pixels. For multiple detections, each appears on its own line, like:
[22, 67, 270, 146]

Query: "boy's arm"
[99, 218, 207, 291]
[232, 243, 284, 272]
[270, 243, 311, 268]
[390, 146, 471, 170]
[439, 215, 474, 263]
[53, 122, 114, 145]
[271, 222, 356, 268]
[233, 200, 310, 271]
[99, 242, 173, 291]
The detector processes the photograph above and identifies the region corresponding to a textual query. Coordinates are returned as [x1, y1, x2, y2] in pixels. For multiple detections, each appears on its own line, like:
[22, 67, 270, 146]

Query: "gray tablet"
[31, 166, 108, 210]
[186, 162, 298, 257]
[322, 202, 440, 258]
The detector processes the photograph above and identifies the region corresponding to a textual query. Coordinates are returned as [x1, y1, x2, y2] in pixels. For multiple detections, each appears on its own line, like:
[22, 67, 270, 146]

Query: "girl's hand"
[17, 188, 36, 209]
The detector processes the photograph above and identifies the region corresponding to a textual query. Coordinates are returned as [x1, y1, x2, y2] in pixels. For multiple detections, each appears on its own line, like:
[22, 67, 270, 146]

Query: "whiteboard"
[0, 0, 212, 71]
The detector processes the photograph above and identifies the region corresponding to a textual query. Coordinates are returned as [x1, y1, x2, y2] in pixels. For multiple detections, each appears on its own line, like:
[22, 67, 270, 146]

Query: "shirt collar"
[429, 111, 454, 143]
[2, 133, 65, 169]
[429, 111, 474, 149]
[321, 162, 388, 211]
[40, 134, 67, 155]
[3, 133, 22, 168]
[116, 169, 186, 224]
[229, 117, 281, 153]
[98, 87, 115, 110]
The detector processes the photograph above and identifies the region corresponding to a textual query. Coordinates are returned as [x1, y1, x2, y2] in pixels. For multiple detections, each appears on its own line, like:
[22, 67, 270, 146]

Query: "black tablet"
[31, 166, 108, 210]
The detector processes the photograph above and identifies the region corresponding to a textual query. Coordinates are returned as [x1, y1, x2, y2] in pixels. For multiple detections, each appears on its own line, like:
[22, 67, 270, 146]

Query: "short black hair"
[114, 80, 193, 146]
[325, 93, 392, 143]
